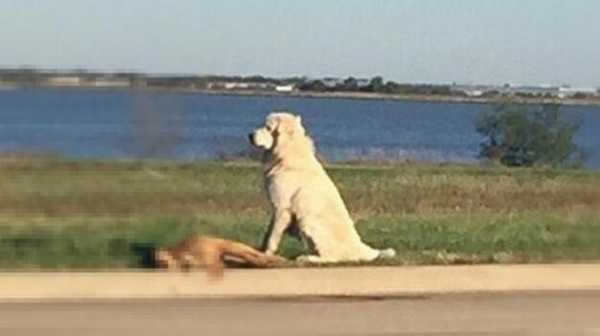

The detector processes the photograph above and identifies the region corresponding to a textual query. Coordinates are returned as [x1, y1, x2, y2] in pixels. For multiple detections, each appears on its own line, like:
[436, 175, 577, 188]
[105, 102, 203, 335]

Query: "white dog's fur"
[249, 112, 395, 263]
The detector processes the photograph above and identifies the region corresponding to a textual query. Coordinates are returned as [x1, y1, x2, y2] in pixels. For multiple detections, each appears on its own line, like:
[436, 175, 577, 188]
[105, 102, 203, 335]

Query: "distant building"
[223, 82, 248, 90]
[47, 76, 81, 87]
[355, 79, 371, 88]
[451, 85, 495, 97]
[510, 86, 559, 97]
[322, 78, 343, 88]
[275, 84, 295, 92]
[466, 89, 484, 97]
[92, 76, 130, 88]
[216, 82, 273, 90]
[557, 86, 597, 98]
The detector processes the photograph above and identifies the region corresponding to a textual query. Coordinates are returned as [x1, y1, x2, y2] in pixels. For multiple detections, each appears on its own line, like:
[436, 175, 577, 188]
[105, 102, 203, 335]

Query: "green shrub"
[476, 101, 586, 167]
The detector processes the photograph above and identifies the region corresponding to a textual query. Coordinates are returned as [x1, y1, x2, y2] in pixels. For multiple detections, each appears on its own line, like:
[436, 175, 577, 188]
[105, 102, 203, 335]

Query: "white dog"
[248, 112, 395, 263]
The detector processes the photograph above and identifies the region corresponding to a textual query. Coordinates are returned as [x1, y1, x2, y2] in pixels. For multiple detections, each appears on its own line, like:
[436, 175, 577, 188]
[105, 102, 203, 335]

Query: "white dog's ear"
[294, 115, 306, 136]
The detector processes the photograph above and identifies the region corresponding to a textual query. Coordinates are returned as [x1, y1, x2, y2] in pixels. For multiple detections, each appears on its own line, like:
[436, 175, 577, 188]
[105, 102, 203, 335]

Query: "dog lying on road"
[154, 236, 285, 278]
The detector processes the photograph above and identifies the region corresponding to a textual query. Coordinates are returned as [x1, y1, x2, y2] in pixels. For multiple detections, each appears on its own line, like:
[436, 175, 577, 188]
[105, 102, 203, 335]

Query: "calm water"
[1, 88, 599, 168]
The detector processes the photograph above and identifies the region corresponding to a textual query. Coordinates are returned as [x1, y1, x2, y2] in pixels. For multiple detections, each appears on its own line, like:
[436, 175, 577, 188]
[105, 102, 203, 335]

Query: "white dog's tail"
[378, 248, 396, 259]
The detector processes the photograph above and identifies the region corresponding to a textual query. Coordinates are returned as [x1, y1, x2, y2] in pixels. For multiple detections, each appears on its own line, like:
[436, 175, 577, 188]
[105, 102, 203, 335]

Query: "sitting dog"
[249, 112, 396, 263]
[154, 236, 285, 278]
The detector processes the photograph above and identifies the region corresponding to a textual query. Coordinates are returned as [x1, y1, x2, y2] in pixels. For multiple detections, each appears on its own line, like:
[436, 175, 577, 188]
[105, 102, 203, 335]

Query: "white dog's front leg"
[262, 209, 292, 255]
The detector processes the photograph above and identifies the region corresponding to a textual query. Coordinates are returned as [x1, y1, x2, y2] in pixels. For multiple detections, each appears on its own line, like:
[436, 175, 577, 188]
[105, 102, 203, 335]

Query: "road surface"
[1, 291, 599, 336]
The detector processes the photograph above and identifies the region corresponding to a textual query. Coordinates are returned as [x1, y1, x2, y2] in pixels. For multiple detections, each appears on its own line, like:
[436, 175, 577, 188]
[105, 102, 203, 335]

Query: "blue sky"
[2, 0, 599, 86]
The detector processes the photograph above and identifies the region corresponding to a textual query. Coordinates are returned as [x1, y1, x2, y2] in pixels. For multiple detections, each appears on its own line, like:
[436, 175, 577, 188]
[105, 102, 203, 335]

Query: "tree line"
[297, 76, 453, 96]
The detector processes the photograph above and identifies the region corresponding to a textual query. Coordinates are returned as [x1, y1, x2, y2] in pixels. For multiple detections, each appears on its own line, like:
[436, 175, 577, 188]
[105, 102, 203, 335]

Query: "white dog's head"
[248, 112, 306, 151]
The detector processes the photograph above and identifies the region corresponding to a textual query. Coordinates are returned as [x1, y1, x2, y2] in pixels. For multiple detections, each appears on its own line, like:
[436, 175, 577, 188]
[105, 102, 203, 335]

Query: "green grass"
[0, 159, 599, 269]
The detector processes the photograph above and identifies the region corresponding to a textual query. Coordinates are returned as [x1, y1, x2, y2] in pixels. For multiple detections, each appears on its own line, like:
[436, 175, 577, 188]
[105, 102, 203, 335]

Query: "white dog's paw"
[378, 248, 396, 259]
[295, 255, 314, 264]
[295, 255, 329, 265]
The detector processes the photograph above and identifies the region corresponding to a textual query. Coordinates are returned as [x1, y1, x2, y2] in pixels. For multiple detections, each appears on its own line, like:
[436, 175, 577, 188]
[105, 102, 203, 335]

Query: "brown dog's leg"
[223, 240, 285, 267]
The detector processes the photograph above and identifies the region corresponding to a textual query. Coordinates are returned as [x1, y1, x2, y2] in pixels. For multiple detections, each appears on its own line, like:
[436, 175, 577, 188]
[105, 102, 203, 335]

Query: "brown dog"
[154, 236, 286, 279]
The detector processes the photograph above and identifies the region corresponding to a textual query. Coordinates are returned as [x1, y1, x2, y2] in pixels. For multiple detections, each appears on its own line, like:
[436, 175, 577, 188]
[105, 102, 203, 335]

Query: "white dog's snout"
[249, 127, 274, 150]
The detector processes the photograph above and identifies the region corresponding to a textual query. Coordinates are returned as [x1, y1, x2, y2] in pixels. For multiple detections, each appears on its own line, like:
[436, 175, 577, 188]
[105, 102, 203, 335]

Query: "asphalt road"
[1, 291, 599, 336]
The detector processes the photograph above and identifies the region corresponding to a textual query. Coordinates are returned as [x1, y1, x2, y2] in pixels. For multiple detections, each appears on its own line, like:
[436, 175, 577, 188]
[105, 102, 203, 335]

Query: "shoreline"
[4, 84, 600, 107]
[199, 89, 600, 107]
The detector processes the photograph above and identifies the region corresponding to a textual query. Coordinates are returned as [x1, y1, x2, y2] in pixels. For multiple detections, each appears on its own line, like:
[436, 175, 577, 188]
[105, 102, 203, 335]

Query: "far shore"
[3, 84, 600, 107]
[194, 88, 600, 107]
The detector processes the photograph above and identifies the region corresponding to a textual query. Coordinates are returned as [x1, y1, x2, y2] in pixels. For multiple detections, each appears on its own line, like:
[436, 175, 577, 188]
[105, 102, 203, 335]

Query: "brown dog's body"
[155, 236, 285, 278]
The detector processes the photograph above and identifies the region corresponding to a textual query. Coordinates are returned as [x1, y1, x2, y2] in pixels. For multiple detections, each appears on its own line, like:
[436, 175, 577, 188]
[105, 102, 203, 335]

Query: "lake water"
[1, 88, 599, 168]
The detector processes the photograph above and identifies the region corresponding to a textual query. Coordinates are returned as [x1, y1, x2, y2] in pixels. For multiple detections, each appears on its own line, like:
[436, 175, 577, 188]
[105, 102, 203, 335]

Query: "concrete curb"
[1, 264, 599, 301]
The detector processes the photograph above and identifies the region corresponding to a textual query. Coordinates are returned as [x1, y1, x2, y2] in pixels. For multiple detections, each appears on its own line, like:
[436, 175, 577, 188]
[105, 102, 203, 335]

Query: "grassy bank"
[1, 159, 599, 269]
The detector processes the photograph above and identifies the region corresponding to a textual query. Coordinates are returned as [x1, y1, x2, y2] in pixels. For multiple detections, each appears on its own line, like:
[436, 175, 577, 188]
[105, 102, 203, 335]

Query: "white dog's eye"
[266, 125, 273, 132]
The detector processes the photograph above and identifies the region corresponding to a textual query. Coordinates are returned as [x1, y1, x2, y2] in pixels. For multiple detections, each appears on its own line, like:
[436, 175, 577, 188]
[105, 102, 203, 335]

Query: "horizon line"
[1, 66, 598, 89]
